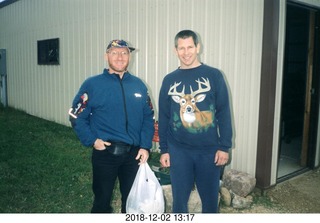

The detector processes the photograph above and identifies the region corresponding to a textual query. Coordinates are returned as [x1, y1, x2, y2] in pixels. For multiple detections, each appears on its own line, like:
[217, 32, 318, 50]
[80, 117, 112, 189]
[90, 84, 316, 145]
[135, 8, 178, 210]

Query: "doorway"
[278, 3, 319, 180]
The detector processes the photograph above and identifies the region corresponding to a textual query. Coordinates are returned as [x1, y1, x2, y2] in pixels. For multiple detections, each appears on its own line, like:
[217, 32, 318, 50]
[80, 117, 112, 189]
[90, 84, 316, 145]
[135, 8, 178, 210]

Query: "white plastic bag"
[126, 163, 165, 213]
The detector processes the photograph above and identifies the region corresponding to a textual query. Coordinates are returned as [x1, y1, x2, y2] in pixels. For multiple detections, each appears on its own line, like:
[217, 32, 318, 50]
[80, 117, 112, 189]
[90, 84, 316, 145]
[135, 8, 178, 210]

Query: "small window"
[37, 38, 59, 65]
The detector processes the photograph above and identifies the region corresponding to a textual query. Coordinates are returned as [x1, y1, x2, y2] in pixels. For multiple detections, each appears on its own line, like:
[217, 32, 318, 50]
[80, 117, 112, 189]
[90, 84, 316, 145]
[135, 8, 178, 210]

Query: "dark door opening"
[278, 3, 319, 180]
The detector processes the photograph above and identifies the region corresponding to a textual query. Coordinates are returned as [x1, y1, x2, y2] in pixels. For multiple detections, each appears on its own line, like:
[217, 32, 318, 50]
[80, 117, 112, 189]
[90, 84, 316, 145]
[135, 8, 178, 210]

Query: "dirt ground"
[220, 167, 320, 213]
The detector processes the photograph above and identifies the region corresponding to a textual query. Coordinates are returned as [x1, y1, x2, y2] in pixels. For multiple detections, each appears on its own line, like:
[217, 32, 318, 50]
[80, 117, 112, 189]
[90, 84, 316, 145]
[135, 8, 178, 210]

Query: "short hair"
[174, 30, 199, 48]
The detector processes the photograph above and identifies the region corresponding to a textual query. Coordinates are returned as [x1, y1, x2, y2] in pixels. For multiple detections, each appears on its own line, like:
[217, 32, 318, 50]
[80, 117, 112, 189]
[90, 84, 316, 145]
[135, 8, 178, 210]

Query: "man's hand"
[136, 149, 149, 164]
[160, 153, 170, 167]
[214, 150, 229, 166]
[93, 138, 111, 150]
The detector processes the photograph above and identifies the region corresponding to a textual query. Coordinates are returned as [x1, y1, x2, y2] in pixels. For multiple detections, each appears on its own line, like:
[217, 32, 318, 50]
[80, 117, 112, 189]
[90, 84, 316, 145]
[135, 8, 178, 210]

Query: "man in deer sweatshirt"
[158, 30, 233, 213]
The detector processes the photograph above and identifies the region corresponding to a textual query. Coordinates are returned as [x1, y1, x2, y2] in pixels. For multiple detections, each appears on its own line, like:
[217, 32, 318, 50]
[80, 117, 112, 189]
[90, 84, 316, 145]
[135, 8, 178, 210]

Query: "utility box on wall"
[0, 49, 8, 107]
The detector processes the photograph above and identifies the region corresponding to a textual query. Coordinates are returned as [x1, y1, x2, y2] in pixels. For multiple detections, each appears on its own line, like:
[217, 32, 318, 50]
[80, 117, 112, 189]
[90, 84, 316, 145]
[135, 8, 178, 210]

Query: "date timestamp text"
[125, 213, 195, 222]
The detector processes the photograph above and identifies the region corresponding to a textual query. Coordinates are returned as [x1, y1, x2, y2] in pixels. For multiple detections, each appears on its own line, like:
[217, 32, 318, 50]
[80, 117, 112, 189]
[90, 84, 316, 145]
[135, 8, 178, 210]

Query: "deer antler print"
[190, 77, 211, 97]
[168, 82, 185, 97]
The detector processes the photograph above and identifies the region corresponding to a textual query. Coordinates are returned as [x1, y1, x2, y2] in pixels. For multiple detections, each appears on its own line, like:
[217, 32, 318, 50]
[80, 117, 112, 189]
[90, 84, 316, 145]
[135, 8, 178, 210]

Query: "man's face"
[175, 37, 200, 69]
[105, 47, 130, 74]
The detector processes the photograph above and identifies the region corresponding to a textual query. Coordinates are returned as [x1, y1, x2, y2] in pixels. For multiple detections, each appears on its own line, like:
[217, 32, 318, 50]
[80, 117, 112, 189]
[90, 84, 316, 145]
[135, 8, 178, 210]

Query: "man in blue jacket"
[69, 39, 154, 213]
[158, 30, 233, 213]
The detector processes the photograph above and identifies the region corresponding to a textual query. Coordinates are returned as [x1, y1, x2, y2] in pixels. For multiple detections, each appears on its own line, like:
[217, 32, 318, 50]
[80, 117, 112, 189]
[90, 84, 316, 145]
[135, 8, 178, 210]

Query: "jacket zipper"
[119, 76, 135, 145]
[119, 79, 129, 132]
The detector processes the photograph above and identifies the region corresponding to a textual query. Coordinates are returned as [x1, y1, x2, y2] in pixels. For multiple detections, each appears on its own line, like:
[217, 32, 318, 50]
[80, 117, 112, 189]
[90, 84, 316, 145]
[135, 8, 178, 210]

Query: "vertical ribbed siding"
[0, 0, 265, 175]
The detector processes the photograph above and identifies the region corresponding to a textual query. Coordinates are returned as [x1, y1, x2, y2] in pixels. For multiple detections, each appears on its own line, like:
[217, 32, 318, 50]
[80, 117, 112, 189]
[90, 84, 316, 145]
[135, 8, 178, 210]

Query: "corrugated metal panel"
[0, 0, 264, 175]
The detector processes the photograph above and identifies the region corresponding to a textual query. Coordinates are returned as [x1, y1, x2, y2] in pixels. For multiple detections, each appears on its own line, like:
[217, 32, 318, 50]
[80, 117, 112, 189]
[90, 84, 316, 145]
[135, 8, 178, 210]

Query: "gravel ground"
[220, 167, 320, 213]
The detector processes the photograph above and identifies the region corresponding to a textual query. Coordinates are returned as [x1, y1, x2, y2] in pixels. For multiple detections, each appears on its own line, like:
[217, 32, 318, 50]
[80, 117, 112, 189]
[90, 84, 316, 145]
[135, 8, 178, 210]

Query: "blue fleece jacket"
[158, 64, 232, 154]
[71, 68, 154, 149]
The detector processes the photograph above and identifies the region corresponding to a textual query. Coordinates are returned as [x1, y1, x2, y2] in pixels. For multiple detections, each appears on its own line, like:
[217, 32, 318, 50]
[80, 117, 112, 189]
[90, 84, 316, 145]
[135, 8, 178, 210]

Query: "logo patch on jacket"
[68, 93, 89, 127]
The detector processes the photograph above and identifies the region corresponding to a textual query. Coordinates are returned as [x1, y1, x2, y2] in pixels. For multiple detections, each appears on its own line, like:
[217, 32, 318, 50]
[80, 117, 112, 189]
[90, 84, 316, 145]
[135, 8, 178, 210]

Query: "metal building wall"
[0, 0, 264, 175]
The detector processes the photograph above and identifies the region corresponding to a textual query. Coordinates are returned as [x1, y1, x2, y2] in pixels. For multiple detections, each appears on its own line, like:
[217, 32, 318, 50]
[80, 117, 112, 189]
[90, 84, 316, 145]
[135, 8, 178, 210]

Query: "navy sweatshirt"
[158, 64, 232, 154]
[71, 68, 154, 149]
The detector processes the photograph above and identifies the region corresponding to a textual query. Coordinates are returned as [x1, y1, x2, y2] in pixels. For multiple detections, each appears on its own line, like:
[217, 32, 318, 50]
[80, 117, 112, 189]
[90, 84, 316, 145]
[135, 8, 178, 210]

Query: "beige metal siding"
[0, 0, 264, 175]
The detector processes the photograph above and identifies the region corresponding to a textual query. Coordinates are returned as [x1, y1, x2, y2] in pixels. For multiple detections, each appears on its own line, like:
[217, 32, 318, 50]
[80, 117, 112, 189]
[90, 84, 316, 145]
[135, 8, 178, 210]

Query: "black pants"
[91, 146, 139, 213]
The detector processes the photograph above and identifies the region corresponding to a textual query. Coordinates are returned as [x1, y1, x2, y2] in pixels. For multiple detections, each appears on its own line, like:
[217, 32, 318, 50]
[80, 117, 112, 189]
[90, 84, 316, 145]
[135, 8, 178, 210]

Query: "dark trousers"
[91, 147, 139, 213]
[169, 142, 221, 213]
